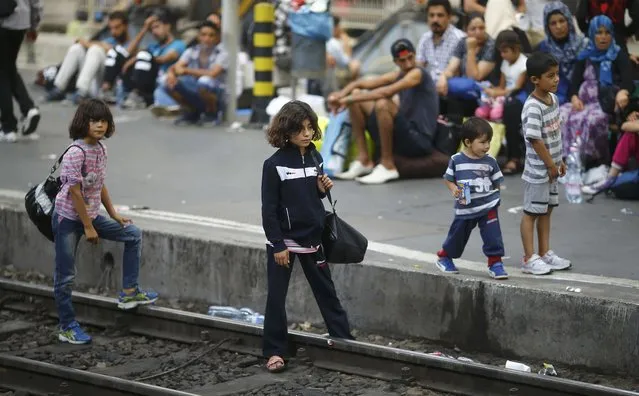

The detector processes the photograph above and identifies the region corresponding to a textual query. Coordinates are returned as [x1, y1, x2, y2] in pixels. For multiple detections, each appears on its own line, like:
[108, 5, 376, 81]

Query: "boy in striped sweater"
[436, 117, 508, 280]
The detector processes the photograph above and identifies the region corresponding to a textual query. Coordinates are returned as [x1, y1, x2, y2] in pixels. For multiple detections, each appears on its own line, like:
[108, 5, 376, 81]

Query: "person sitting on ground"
[437, 12, 496, 123]
[117, 11, 186, 109]
[416, 0, 466, 84]
[535, 1, 589, 106]
[327, 39, 439, 185]
[576, 0, 639, 54]
[158, 20, 229, 125]
[477, 30, 528, 175]
[326, 15, 361, 84]
[152, 11, 222, 117]
[560, 15, 633, 165]
[47, 11, 133, 102]
[583, 110, 639, 194]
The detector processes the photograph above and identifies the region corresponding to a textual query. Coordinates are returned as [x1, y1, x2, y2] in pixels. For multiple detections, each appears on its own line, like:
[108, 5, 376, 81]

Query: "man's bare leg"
[348, 100, 375, 167]
[373, 98, 399, 170]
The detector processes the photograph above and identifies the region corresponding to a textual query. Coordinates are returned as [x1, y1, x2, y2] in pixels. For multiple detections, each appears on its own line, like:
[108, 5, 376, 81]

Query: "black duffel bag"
[311, 151, 368, 264]
[0, 0, 17, 18]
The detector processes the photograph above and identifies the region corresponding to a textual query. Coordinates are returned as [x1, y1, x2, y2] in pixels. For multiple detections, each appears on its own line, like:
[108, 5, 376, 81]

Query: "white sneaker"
[335, 160, 373, 180]
[542, 250, 572, 271]
[21, 108, 41, 136]
[1, 132, 18, 143]
[356, 164, 400, 185]
[521, 254, 552, 275]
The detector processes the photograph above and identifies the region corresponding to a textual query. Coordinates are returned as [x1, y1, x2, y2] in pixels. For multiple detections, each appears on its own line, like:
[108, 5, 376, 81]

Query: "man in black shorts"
[328, 39, 439, 184]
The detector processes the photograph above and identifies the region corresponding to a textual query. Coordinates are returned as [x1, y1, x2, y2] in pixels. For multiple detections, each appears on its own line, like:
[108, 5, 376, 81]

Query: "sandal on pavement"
[266, 355, 286, 373]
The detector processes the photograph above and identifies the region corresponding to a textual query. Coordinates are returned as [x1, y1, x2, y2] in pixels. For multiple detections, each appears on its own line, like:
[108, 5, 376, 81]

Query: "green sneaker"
[117, 288, 159, 310]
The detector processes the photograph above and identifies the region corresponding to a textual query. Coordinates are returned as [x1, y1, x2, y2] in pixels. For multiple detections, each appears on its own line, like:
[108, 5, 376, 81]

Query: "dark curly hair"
[266, 101, 321, 148]
[69, 98, 115, 140]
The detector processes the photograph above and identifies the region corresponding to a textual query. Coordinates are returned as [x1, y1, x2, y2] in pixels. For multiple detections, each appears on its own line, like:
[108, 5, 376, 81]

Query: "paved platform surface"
[1, 71, 638, 284]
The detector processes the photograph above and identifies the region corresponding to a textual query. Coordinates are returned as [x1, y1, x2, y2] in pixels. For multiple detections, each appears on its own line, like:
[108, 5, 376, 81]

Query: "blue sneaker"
[58, 321, 92, 344]
[118, 288, 159, 310]
[488, 262, 509, 279]
[46, 87, 66, 102]
[436, 257, 459, 274]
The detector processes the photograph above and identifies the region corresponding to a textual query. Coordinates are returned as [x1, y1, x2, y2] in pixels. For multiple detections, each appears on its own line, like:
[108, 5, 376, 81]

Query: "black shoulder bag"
[0, 0, 17, 18]
[24, 145, 87, 242]
[311, 151, 368, 264]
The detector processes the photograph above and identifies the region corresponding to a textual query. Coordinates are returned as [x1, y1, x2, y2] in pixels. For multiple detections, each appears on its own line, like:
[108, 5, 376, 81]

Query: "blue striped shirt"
[444, 152, 504, 219]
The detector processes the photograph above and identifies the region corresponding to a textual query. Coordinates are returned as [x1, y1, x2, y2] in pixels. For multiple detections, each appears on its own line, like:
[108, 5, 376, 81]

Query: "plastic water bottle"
[565, 146, 583, 204]
[207, 306, 264, 325]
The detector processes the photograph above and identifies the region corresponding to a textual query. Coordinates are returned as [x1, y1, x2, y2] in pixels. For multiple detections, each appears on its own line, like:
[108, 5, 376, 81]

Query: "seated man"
[117, 12, 186, 109]
[326, 15, 361, 85]
[328, 39, 439, 185]
[159, 20, 229, 124]
[47, 11, 133, 102]
[151, 11, 222, 117]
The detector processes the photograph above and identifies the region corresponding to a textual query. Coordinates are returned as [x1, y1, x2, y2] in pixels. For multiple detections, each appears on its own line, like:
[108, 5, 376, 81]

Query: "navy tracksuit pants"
[262, 245, 353, 358]
[441, 208, 505, 261]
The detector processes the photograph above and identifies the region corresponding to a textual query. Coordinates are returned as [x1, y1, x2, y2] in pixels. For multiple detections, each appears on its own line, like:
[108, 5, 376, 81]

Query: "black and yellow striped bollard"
[250, 1, 275, 124]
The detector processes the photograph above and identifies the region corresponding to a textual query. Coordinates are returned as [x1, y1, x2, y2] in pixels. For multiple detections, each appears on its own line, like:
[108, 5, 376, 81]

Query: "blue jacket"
[261, 143, 326, 253]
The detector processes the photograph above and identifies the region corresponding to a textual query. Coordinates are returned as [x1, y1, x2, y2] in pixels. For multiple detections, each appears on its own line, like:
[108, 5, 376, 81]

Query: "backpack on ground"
[587, 169, 639, 202]
[24, 145, 86, 242]
[609, 169, 639, 200]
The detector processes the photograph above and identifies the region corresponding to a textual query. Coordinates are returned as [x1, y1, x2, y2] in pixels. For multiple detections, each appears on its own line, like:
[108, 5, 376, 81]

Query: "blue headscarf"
[577, 15, 620, 86]
[542, 2, 588, 82]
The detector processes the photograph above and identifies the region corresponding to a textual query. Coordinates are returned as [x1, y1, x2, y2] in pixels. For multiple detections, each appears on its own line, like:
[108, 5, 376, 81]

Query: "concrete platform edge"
[1, 204, 638, 376]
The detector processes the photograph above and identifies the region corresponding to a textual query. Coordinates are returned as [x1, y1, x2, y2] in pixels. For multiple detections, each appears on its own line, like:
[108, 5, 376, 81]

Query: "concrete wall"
[2, 203, 638, 376]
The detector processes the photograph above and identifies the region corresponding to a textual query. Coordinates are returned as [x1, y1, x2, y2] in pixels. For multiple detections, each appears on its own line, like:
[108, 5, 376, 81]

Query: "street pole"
[221, 0, 238, 124]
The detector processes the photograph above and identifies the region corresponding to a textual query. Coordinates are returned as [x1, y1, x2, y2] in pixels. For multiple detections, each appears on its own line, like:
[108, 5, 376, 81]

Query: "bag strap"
[310, 149, 336, 210]
[49, 144, 86, 176]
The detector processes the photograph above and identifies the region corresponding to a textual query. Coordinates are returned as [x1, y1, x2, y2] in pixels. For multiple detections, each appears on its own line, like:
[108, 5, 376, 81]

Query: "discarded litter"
[457, 356, 474, 363]
[565, 287, 582, 293]
[428, 351, 455, 359]
[538, 363, 558, 376]
[505, 360, 532, 372]
[207, 306, 264, 325]
[621, 208, 635, 215]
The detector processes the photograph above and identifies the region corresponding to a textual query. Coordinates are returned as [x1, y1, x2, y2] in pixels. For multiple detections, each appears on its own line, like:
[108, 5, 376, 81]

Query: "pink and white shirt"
[55, 140, 107, 222]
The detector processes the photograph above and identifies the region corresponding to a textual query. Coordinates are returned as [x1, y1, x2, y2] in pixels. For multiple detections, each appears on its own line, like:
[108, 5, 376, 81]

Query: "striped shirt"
[444, 152, 504, 219]
[521, 93, 563, 184]
[416, 25, 466, 81]
[54, 140, 107, 223]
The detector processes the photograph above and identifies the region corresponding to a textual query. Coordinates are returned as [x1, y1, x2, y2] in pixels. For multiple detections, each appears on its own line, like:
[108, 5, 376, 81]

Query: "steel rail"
[0, 354, 198, 396]
[0, 279, 636, 396]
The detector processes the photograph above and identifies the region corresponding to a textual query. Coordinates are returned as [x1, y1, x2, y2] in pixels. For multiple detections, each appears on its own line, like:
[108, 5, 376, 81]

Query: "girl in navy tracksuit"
[261, 100, 353, 373]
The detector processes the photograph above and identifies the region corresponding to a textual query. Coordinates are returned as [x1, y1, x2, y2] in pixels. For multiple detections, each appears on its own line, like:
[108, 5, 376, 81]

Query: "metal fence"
[332, 0, 409, 30]
[75, 0, 127, 21]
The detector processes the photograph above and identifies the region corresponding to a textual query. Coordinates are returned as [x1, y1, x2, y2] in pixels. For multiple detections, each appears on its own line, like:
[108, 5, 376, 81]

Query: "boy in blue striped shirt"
[436, 118, 508, 279]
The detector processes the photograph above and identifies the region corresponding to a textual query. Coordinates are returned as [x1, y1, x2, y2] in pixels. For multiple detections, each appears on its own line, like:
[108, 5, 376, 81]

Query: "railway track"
[0, 278, 636, 396]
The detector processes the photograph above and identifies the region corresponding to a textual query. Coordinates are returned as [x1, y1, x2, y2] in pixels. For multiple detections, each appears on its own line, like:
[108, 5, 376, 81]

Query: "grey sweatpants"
[54, 43, 106, 95]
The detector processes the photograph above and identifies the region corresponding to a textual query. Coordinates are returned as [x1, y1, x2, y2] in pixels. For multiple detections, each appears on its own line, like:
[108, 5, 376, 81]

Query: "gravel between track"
[1, 265, 637, 393]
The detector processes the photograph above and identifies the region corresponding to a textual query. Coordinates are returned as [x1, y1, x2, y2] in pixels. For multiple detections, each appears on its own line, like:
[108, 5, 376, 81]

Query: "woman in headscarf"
[536, 1, 589, 105]
[559, 15, 633, 164]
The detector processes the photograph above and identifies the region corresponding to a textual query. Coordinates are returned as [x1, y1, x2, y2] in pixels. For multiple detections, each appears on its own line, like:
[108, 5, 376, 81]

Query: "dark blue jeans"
[52, 211, 142, 328]
[165, 75, 225, 114]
